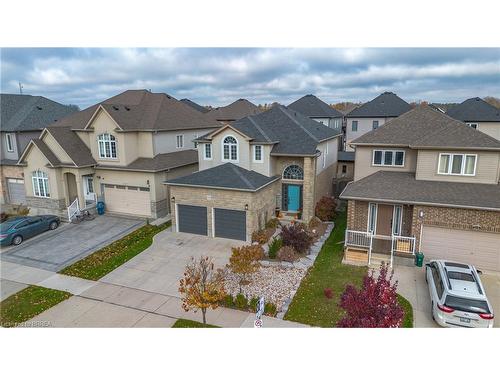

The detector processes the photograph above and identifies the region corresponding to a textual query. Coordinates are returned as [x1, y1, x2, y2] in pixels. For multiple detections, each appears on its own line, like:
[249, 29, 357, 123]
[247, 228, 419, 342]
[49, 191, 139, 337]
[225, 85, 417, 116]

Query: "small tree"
[337, 263, 404, 328]
[178, 256, 226, 325]
[315, 196, 336, 221]
[228, 245, 263, 292]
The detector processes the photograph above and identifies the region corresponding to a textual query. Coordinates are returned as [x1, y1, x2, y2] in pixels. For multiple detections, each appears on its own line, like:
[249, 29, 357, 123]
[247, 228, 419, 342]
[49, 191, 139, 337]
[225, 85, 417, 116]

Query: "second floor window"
[176, 135, 184, 148]
[466, 123, 478, 129]
[32, 170, 50, 197]
[222, 136, 238, 161]
[204, 143, 212, 160]
[372, 120, 379, 130]
[373, 150, 405, 166]
[6, 133, 14, 152]
[352, 121, 358, 132]
[253, 145, 263, 162]
[438, 153, 476, 176]
[98, 133, 117, 159]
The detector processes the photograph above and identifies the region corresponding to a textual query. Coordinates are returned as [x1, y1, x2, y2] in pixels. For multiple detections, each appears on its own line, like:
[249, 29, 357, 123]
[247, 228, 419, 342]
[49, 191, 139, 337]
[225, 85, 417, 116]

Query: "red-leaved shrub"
[324, 288, 333, 299]
[315, 196, 336, 221]
[280, 222, 314, 254]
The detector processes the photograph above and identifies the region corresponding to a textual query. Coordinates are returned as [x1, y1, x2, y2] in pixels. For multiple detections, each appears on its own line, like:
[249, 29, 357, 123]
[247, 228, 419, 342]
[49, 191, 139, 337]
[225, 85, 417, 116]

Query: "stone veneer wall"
[25, 196, 66, 217]
[151, 198, 169, 219]
[301, 156, 316, 222]
[0, 165, 24, 204]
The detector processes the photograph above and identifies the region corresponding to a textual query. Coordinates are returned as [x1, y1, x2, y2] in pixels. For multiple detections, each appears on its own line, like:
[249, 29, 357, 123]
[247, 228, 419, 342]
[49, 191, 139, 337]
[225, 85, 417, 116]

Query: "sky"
[1, 48, 499, 109]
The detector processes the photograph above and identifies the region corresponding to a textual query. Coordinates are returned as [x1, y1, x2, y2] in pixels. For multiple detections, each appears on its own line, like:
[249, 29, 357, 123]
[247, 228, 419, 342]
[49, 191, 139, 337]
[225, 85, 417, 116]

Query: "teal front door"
[287, 185, 300, 212]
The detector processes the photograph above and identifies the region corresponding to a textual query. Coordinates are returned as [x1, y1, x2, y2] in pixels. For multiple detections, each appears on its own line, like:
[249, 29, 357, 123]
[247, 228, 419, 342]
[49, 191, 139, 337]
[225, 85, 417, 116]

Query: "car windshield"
[445, 295, 490, 314]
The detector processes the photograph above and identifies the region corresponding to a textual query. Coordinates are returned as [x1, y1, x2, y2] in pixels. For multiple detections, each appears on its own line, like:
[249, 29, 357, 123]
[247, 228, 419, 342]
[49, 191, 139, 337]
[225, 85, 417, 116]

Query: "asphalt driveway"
[0, 215, 143, 271]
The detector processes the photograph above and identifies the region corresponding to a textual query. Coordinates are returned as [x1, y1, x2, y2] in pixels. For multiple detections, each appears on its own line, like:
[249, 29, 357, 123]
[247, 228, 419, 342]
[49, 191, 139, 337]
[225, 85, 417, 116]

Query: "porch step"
[343, 247, 369, 264]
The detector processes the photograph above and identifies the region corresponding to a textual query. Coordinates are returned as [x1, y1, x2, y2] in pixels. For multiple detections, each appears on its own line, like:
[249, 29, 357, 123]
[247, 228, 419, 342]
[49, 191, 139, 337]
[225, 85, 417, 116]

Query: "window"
[368, 203, 377, 233]
[98, 133, 117, 159]
[342, 165, 347, 174]
[372, 120, 379, 130]
[372, 150, 405, 167]
[283, 165, 304, 180]
[352, 120, 358, 132]
[334, 118, 340, 129]
[438, 153, 476, 176]
[392, 205, 402, 235]
[204, 143, 212, 160]
[32, 170, 50, 197]
[466, 123, 478, 129]
[253, 145, 263, 162]
[176, 134, 184, 148]
[431, 264, 444, 299]
[6, 133, 14, 152]
[222, 136, 238, 161]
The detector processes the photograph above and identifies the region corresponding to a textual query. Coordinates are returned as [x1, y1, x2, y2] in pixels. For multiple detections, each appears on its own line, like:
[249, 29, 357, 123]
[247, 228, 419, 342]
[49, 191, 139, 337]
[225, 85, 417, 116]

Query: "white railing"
[391, 235, 416, 268]
[67, 198, 80, 222]
[345, 229, 372, 248]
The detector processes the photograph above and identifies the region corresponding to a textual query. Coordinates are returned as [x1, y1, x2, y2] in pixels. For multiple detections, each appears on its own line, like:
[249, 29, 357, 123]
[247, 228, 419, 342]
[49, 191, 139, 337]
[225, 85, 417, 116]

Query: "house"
[288, 94, 343, 130]
[333, 151, 355, 197]
[17, 90, 221, 220]
[180, 98, 210, 113]
[446, 97, 500, 140]
[165, 105, 342, 242]
[345, 92, 412, 151]
[340, 105, 500, 272]
[204, 98, 261, 123]
[0, 94, 78, 205]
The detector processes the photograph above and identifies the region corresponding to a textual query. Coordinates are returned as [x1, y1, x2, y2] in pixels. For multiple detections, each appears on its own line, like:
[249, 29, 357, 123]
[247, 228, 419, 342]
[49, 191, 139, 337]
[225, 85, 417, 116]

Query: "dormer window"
[253, 145, 263, 163]
[222, 136, 238, 162]
[98, 133, 117, 159]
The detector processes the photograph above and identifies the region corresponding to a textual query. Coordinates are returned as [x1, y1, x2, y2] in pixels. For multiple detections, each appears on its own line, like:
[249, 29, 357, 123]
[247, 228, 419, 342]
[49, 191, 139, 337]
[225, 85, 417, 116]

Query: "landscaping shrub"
[265, 218, 280, 229]
[315, 196, 336, 222]
[228, 245, 263, 292]
[251, 228, 274, 244]
[235, 293, 249, 309]
[264, 302, 277, 316]
[324, 288, 333, 299]
[277, 246, 299, 262]
[250, 297, 260, 312]
[281, 222, 314, 254]
[268, 236, 282, 259]
[222, 294, 235, 308]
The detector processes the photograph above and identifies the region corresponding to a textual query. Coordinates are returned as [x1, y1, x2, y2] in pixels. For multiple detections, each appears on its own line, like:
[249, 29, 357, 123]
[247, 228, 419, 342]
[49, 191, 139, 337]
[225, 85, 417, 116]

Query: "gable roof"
[44, 127, 96, 167]
[95, 150, 197, 172]
[165, 162, 279, 192]
[30, 139, 63, 167]
[288, 94, 343, 118]
[204, 99, 261, 122]
[351, 105, 500, 150]
[180, 98, 210, 113]
[51, 90, 221, 132]
[1, 94, 78, 132]
[346, 92, 412, 118]
[446, 97, 500, 122]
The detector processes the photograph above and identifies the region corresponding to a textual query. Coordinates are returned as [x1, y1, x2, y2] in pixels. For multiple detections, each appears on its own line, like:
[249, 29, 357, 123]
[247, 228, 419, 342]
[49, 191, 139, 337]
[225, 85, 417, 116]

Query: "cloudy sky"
[1, 48, 499, 109]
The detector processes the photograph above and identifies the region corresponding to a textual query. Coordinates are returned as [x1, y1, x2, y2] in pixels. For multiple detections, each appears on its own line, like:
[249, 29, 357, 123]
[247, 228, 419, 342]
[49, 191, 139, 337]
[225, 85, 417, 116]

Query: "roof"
[30, 139, 64, 167]
[51, 90, 221, 131]
[446, 97, 500, 122]
[340, 171, 500, 211]
[198, 105, 341, 156]
[0, 159, 19, 166]
[346, 92, 412, 118]
[95, 150, 197, 172]
[44, 127, 96, 167]
[204, 99, 261, 122]
[338, 151, 355, 162]
[288, 94, 343, 118]
[351, 105, 500, 150]
[165, 163, 280, 192]
[0, 94, 78, 132]
[180, 98, 210, 113]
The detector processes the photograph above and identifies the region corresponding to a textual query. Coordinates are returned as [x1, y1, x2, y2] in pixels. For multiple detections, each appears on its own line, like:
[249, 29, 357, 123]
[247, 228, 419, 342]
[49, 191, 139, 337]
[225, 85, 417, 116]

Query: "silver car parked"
[425, 260, 494, 328]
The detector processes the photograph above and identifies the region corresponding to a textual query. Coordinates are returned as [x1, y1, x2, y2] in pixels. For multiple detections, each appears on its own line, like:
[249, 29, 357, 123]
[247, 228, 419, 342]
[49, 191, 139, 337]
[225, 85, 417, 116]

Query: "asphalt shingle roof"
[346, 92, 411, 118]
[96, 150, 197, 172]
[340, 171, 500, 211]
[446, 97, 500, 122]
[204, 99, 261, 122]
[288, 94, 343, 118]
[165, 163, 279, 191]
[180, 99, 210, 113]
[338, 151, 355, 162]
[1, 94, 78, 132]
[30, 139, 63, 167]
[45, 127, 96, 167]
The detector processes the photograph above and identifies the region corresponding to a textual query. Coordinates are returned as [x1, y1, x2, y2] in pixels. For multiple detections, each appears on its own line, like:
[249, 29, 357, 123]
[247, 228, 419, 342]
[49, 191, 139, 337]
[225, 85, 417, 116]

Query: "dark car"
[0, 215, 60, 246]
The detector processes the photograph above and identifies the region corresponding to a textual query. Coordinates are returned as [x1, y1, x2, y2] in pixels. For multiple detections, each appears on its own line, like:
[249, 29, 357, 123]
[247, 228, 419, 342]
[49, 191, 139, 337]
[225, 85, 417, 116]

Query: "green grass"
[60, 221, 170, 280]
[397, 294, 414, 328]
[284, 211, 414, 327]
[0, 286, 71, 327]
[172, 319, 219, 328]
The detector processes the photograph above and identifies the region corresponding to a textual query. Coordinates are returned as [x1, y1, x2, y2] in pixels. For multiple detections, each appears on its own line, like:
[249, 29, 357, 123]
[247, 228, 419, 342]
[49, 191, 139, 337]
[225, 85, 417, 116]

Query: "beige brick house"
[165, 105, 342, 242]
[340, 105, 500, 272]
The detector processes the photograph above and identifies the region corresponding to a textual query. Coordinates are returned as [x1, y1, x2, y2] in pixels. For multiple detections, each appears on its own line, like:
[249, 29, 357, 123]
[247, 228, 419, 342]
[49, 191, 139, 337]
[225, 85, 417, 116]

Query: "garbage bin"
[415, 252, 424, 267]
[96, 201, 105, 215]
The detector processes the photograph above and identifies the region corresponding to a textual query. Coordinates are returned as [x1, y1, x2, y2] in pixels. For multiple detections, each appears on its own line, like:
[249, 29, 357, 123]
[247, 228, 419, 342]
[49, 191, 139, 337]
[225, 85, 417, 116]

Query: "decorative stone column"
[302, 156, 316, 222]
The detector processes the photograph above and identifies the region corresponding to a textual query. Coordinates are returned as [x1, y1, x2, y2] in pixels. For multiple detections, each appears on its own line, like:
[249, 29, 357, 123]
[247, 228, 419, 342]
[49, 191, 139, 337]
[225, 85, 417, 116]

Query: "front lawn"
[284, 211, 413, 327]
[60, 221, 170, 280]
[0, 286, 72, 327]
[397, 294, 414, 328]
[172, 319, 219, 328]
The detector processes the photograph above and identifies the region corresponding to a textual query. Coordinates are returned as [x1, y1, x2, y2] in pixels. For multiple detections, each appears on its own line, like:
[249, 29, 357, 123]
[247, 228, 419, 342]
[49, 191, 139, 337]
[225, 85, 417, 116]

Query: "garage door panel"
[178, 204, 207, 236]
[7, 178, 26, 204]
[214, 208, 246, 241]
[104, 186, 151, 217]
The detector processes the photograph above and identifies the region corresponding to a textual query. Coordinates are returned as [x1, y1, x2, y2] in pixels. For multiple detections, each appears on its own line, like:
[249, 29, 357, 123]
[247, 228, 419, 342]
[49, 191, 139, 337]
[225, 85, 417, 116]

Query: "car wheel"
[49, 221, 59, 230]
[12, 235, 23, 246]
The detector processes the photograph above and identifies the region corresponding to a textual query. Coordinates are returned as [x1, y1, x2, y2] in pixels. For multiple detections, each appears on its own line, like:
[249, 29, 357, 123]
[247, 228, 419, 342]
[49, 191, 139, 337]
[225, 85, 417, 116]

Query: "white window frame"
[367, 203, 377, 233]
[203, 143, 212, 160]
[352, 120, 358, 132]
[372, 120, 379, 130]
[32, 170, 50, 198]
[437, 153, 477, 176]
[6, 133, 14, 152]
[176, 134, 184, 149]
[253, 145, 263, 163]
[466, 123, 478, 130]
[97, 133, 117, 159]
[221, 135, 239, 162]
[372, 149, 406, 167]
[392, 205, 403, 236]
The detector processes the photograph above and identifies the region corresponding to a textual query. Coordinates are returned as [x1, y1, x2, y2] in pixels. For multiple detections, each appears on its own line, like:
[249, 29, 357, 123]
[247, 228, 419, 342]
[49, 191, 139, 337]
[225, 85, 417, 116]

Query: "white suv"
[425, 260, 494, 328]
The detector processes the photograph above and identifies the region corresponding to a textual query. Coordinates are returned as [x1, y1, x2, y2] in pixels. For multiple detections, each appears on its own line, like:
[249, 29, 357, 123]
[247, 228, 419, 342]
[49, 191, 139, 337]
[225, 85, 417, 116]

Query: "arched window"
[98, 133, 117, 159]
[32, 170, 50, 197]
[222, 136, 238, 161]
[283, 165, 304, 180]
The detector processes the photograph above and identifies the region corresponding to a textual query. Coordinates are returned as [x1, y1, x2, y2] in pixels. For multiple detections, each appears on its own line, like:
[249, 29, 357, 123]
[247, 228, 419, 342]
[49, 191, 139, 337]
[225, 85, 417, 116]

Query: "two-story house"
[0, 94, 78, 205]
[340, 105, 500, 272]
[345, 92, 412, 151]
[165, 105, 342, 242]
[17, 90, 221, 220]
[204, 98, 261, 123]
[288, 94, 343, 131]
[446, 97, 500, 141]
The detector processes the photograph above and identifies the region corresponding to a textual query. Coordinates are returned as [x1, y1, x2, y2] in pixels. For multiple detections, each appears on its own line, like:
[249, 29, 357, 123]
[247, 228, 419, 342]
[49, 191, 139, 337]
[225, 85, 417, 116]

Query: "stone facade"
[25, 196, 66, 217]
[347, 200, 369, 231]
[0, 165, 24, 204]
[301, 156, 316, 222]
[151, 198, 169, 219]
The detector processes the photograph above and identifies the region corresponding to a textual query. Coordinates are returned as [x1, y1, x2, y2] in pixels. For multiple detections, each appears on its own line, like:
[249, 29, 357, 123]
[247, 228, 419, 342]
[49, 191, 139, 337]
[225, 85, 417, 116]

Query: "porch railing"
[67, 198, 80, 222]
[391, 235, 416, 255]
[345, 230, 372, 248]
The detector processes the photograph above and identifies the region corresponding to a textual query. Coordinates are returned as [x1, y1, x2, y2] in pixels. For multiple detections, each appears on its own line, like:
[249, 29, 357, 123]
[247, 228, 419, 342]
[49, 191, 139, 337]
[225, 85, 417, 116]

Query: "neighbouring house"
[17, 90, 221, 220]
[333, 151, 355, 197]
[165, 105, 342, 242]
[0, 94, 78, 206]
[288, 94, 343, 131]
[204, 98, 261, 123]
[340, 105, 500, 272]
[345, 92, 412, 151]
[446, 97, 500, 141]
[180, 98, 210, 113]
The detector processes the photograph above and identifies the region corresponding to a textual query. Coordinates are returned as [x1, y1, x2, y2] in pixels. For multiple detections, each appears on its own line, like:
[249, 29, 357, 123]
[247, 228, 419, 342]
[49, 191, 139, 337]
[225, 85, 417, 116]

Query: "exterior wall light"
[171, 197, 175, 203]
[245, 204, 249, 210]
[418, 210, 424, 219]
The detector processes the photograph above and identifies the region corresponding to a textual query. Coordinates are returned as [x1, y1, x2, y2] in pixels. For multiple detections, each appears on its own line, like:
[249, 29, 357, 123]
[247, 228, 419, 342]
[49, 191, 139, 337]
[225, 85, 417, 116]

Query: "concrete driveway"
[0, 215, 143, 271]
[394, 265, 500, 328]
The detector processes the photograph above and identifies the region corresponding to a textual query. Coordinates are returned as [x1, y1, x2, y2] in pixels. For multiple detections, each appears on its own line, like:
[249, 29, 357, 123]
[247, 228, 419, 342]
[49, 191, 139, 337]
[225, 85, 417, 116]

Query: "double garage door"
[421, 226, 500, 272]
[7, 178, 26, 204]
[104, 185, 151, 217]
[177, 204, 246, 241]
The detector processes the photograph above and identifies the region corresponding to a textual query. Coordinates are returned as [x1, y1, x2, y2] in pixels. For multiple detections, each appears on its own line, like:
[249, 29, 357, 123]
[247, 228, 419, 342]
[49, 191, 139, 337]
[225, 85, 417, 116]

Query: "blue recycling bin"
[96, 201, 105, 215]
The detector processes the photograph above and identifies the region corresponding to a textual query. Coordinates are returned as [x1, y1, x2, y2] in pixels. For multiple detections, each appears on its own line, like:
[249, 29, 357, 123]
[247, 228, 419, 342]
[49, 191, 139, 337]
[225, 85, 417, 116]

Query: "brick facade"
[0, 165, 24, 204]
[347, 200, 369, 231]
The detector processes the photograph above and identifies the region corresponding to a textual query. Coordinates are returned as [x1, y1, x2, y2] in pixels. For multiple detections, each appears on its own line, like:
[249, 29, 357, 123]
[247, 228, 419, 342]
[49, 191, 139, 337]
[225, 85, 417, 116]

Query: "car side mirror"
[477, 270, 482, 275]
[425, 263, 431, 267]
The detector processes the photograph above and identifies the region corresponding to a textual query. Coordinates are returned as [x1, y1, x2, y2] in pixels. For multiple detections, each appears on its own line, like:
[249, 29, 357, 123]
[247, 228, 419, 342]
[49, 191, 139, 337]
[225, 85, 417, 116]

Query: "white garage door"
[104, 184, 151, 217]
[7, 178, 26, 204]
[421, 226, 500, 272]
